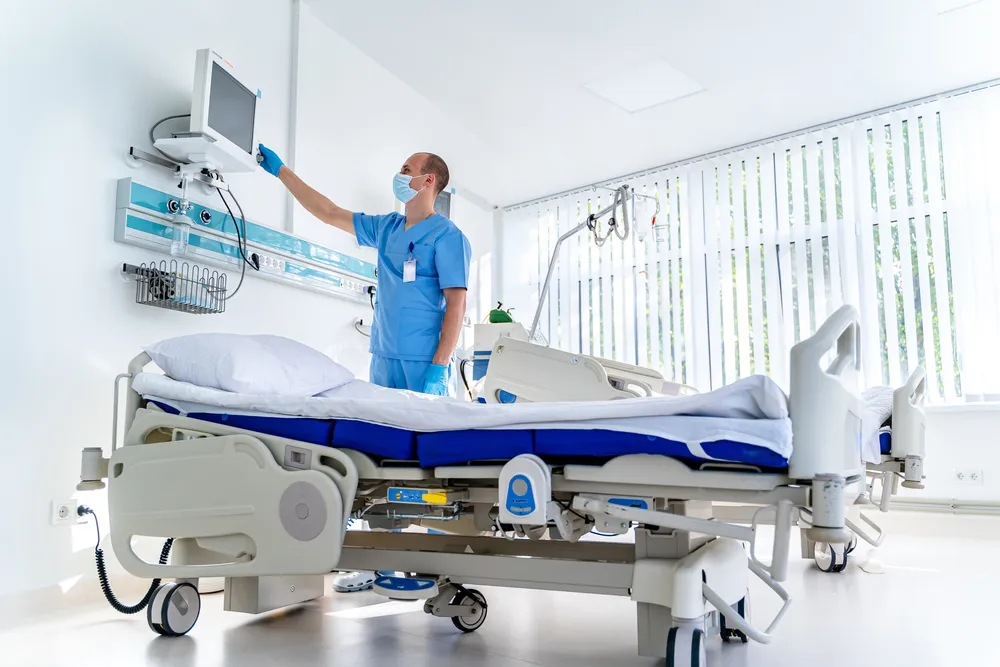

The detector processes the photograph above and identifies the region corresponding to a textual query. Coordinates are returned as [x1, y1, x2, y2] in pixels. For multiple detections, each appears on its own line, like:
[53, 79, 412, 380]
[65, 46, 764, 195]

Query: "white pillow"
[144, 334, 354, 397]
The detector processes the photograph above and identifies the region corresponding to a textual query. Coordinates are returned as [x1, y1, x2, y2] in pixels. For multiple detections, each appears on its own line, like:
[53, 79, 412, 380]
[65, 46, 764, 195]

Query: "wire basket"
[124, 260, 227, 315]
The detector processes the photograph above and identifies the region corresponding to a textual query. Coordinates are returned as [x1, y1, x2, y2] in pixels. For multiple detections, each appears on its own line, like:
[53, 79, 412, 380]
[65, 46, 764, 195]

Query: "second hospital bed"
[77, 305, 885, 667]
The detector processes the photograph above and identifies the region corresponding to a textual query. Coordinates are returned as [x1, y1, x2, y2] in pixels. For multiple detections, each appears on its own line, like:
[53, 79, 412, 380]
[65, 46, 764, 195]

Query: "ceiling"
[306, 0, 1000, 206]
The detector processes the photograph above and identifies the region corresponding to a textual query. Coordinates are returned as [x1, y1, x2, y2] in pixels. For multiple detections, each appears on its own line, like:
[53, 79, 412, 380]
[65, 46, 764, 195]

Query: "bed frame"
[76, 305, 868, 667]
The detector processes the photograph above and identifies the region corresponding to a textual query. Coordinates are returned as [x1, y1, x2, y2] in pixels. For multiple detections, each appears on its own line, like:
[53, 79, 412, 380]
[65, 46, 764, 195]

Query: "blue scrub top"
[354, 211, 472, 361]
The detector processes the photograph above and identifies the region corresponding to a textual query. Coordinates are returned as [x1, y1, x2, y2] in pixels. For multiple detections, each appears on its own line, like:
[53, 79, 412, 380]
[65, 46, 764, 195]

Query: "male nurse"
[258, 145, 470, 593]
[257, 145, 471, 396]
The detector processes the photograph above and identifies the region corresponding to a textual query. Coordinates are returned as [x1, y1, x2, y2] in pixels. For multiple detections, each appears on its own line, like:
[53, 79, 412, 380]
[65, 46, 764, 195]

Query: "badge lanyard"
[403, 241, 417, 283]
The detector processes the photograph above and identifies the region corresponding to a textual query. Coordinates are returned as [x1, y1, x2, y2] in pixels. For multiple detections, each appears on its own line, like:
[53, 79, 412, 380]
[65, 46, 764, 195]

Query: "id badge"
[403, 258, 417, 283]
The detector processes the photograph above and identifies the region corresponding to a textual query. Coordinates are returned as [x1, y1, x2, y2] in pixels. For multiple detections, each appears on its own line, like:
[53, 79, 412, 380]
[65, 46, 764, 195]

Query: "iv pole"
[528, 185, 634, 342]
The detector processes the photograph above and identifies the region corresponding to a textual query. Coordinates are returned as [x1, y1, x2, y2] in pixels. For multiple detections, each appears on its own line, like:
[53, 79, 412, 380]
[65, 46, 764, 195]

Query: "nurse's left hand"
[421, 363, 450, 396]
[257, 143, 284, 177]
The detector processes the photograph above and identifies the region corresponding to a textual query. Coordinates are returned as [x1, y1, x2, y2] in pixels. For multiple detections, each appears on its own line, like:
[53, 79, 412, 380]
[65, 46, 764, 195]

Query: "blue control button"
[374, 576, 436, 592]
[505, 474, 535, 516]
[498, 390, 518, 404]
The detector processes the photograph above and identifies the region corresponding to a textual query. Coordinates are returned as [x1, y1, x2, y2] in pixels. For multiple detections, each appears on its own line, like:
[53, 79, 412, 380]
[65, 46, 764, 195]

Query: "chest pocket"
[410, 243, 436, 277]
[389, 243, 437, 278]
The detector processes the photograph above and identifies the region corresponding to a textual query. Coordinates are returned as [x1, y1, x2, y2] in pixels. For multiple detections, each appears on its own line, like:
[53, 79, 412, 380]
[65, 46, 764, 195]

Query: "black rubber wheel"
[450, 588, 488, 633]
[814, 542, 839, 573]
[720, 595, 749, 643]
[146, 582, 200, 637]
[815, 542, 850, 573]
[666, 627, 706, 667]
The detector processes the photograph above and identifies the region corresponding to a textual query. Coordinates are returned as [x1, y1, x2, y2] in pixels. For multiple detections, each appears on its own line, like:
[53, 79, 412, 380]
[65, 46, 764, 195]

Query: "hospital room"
[4, 0, 1000, 664]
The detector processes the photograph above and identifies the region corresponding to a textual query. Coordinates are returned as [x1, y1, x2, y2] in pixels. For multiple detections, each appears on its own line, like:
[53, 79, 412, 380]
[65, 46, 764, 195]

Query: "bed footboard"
[788, 305, 865, 482]
[109, 434, 348, 579]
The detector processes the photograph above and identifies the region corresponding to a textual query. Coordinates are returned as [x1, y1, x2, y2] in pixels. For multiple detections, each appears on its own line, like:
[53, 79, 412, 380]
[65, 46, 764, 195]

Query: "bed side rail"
[115, 352, 153, 452]
[79, 352, 153, 490]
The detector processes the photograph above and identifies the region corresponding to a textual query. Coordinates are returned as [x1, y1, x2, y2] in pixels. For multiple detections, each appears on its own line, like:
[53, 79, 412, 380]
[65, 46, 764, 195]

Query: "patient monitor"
[154, 48, 260, 173]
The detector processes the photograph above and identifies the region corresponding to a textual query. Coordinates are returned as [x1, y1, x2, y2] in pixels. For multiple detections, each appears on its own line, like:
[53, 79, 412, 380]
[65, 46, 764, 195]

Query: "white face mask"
[393, 173, 428, 203]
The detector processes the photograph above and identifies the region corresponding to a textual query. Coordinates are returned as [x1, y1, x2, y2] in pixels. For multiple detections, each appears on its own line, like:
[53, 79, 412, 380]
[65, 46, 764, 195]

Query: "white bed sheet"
[135, 373, 795, 460]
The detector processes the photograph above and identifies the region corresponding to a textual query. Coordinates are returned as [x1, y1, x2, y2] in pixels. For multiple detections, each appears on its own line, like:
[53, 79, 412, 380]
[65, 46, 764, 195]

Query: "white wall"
[0, 0, 494, 599]
[898, 409, 1000, 504]
[291, 3, 494, 261]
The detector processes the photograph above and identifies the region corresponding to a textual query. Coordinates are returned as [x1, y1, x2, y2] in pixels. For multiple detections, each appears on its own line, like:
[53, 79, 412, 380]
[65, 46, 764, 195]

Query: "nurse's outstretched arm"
[258, 143, 355, 235]
[432, 288, 467, 366]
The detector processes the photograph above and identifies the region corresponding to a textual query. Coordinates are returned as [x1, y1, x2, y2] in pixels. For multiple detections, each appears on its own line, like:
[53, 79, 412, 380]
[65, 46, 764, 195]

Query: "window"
[503, 98, 976, 401]
[460, 253, 493, 353]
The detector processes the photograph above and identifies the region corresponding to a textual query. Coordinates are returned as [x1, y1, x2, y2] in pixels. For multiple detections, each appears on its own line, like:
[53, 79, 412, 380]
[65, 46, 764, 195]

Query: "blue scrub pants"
[369, 355, 432, 392]
[369, 355, 454, 395]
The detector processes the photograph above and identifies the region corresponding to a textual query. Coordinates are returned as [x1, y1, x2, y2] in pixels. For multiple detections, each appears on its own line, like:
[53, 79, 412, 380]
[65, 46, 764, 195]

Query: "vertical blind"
[501, 94, 988, 401]
[941, 87, 1000, 401]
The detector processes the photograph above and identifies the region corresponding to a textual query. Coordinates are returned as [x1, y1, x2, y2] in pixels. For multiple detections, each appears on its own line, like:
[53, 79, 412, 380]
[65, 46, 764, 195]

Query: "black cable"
[214, 186, 264, 301]
[216, 188, 256, 269]
[149, 114, 192, 163]
[79, 506, 173, 615]
[459, 359, 472, 395]
[369, 290, 375, 310]
[554, 498, 588, 523]
[213, 189, 248, 301]
[225, 188, 256, 268]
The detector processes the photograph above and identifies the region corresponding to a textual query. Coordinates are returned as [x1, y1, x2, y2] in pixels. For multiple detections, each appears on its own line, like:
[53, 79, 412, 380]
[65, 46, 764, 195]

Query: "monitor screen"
[434, 190, 451, 218]
[207, 62, 256, 154]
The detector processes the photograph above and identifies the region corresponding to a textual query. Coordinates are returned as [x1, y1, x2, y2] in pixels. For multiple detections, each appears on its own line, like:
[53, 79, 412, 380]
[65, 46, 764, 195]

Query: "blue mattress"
[880, 429, 892, 455]
[148, 400, 788, 470]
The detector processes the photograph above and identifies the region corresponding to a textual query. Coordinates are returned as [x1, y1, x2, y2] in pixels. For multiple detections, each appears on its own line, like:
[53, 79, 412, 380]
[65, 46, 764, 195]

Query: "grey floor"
[4, 522, 1000, 667]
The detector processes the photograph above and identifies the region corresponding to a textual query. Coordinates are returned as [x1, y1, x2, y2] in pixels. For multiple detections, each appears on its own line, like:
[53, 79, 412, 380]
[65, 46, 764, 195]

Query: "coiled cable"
[79, 506, 173, 615]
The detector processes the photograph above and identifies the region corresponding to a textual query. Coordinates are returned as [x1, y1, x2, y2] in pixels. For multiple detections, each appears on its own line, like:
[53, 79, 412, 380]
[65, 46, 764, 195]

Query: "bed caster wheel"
[666, 627, 706, 667]
[147, 582, 200, 637]
[814, 542, 850, 573]
[450, 588, 488, 633]
[720, 595, 749, 643]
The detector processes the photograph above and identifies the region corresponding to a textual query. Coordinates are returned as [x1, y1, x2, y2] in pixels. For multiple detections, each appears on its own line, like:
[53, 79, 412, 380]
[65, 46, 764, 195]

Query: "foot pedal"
[373, 576, 439, 600]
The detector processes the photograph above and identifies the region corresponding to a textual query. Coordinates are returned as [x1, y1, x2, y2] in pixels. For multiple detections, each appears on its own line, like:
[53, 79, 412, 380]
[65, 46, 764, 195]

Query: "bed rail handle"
[900, 365, 927, 406]
[791, 304, 861, 377]
[703, 559, 792, 645]
[128, 351, 153, 376]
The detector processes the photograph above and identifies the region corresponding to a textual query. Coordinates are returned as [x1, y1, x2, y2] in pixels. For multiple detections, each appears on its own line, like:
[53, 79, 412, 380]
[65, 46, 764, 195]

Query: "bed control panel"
[386, 487, 466, 505]
[504, 475, 537, 517]
[499, 454, 551, 526]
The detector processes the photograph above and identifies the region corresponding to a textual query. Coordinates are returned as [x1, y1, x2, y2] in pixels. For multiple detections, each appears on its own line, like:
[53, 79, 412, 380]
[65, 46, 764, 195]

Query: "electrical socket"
[51, 499, 81, 526]
[954, 469, 985, 485]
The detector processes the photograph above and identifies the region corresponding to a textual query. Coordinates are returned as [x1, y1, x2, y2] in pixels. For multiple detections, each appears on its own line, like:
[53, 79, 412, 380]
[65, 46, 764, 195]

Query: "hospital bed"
[712, 366, 927, 572]
[78, 305, 869, 667]
[477, 325, 928, 573]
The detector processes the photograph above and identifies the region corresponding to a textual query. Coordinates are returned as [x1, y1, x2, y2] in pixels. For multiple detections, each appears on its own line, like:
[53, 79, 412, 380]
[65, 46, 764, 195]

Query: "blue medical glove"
[421, 363, 450, 396]
[257, 143, 284, 177]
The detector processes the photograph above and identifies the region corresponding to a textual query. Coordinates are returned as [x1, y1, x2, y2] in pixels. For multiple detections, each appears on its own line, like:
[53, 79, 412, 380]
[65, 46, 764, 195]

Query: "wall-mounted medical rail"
[116, 178, 377, 304]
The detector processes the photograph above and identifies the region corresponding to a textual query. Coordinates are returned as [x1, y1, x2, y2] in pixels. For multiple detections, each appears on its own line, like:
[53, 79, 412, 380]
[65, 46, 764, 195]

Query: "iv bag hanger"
[529, 184, 642, 342]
